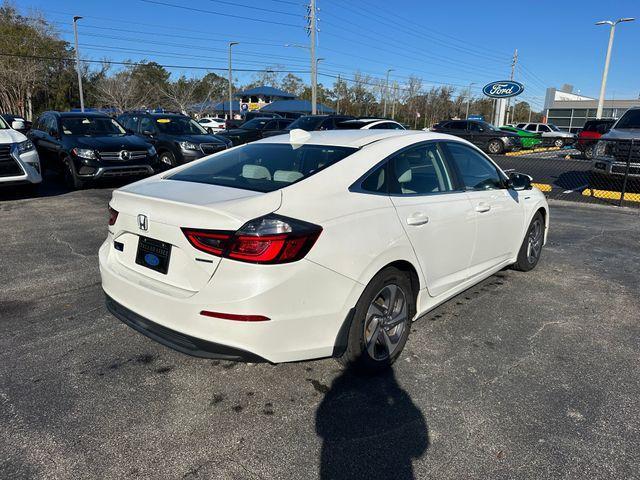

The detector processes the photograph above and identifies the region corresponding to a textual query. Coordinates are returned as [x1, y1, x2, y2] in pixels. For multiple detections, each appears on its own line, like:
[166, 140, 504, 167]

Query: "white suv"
[0, 116, 41, 187]
[516, 122, 576, 147]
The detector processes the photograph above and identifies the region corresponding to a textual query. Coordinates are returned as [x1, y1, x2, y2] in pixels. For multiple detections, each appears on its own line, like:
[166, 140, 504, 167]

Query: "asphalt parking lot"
[1, 180, 640, 479]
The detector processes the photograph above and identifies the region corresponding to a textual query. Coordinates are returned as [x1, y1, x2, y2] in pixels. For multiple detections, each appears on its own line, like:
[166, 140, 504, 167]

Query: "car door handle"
[475, 203, 491, 213]
[406, 213, 429, 226]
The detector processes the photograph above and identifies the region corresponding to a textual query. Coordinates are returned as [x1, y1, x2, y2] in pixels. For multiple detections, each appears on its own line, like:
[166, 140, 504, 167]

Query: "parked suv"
[431, 120, 522, 154]
[576, 119, 615, 159]
[217, 117, 293, 146]
[261, 114, 357, 139]
[29, 112, 158, 189]
[591, 107, 640, 182]
[515, 122, 576, 148]
[0, 114, 41, 188]
[117, 112, 231, 168]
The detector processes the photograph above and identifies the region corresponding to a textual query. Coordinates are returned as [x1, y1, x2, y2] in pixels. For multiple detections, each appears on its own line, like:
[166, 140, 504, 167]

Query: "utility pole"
[307, 0, 317, 114]
[383, 68, 393, 117]
[595, 18, 634, 118]
[73, 16, 85, 112]
[391, 82, 397, 119]
[228, 42, 239, 121]
[336, 74, 340, 114]
[465, 82, 476, 119]
[505, 48, 518, 124]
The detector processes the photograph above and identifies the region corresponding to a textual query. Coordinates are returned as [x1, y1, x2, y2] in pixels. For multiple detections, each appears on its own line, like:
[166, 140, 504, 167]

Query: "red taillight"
[200, 310, 270, 322]
[108, 206, 119, 226]
[182, 214, 322, 264]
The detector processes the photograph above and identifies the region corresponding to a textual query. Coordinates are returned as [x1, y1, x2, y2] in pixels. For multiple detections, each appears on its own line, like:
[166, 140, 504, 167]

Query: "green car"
[499, 126, 542, 149]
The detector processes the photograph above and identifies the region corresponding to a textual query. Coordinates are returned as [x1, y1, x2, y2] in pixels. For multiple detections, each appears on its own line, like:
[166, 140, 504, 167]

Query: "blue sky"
[19, 0, 640, 110]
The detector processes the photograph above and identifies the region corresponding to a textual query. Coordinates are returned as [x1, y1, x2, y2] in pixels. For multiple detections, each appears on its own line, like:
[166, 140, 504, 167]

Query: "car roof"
[254, 129, 450, 148]
[55, 111, 110, 118]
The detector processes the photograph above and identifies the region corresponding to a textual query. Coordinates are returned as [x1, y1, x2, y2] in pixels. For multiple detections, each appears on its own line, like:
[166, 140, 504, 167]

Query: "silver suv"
[591, 107, 640, 180]
[515, 122, 576, 147]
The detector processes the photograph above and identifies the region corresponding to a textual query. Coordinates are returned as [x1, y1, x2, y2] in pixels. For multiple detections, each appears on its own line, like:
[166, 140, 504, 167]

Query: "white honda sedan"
[100, 129, 548, 371]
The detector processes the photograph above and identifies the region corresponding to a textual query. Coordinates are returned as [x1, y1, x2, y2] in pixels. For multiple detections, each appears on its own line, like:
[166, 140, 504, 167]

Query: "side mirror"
[508, 172, 532, 191]
[11, 120, 25, 130]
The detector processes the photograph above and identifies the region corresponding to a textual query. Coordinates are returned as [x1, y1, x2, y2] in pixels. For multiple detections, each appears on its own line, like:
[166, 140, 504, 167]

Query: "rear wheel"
[512, 212, 544, 272]
[337, 267, 415, 372]
[584, 144, 594, 159]
[487, 139, 504, 154]
[554, 138, 564, 148]
[159, 151, 176, 168]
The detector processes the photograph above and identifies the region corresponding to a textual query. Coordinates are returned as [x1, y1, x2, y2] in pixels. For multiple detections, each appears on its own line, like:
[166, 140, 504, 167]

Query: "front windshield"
[155, 117, 208, 135]
[240, 119, 270, 130]
[61, 117, 126, 136]
[615, 110, 640, 129]
[0, 116, 8, 129]
[288, 116, 325, 131]
[480, 121, 500, 132]
[548, 124, 561, 132]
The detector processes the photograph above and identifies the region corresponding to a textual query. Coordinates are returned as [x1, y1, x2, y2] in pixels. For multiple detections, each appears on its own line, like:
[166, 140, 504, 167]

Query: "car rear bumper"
[99, 237, 363, 363]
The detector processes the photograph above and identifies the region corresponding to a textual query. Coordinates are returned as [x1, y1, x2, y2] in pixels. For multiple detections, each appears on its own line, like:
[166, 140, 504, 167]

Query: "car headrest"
[394, 156, 412, 183]
[242, 164, 271, 180]
[273, 170, 304, 183]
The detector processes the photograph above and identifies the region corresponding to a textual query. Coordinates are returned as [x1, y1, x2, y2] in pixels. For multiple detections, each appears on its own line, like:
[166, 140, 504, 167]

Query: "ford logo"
[482, 80, 524, 99]
[144, 253, 160, 267]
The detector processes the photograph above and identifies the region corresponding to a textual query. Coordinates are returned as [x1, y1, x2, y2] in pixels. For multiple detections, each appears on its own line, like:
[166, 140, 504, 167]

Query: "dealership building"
[543, 85, 640, 132]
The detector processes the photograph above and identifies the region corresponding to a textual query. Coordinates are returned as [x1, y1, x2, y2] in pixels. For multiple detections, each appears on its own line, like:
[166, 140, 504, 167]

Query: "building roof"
[192, 100, 241, 112]
[234, 86, 296, 99]
[259, 99, 335, 114]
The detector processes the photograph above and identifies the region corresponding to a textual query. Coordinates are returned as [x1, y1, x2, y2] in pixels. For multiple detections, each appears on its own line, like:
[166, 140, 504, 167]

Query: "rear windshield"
[288, 116, 325, 131]
[583, 120, 614, 133]
[169, 143, 358, 192]
[615, 110, 640, 129]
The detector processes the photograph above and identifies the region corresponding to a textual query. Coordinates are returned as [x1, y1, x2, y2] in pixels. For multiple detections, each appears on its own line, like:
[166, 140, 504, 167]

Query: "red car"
[576, 119, 615, 159]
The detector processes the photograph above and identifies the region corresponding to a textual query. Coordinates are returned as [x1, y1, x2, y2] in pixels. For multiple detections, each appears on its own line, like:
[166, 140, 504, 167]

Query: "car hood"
[602, 129, 640, 140]
[72, 135, 151, 150]
[0, 128, 27, 144]
[169, 134, 228, 144]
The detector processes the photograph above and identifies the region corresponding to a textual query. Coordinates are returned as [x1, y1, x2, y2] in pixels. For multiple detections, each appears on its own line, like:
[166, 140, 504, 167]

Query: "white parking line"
[563, 184, 588, 194]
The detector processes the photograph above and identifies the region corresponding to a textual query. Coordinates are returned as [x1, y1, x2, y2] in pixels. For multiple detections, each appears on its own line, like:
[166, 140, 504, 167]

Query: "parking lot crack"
[49, 232, 89, 260]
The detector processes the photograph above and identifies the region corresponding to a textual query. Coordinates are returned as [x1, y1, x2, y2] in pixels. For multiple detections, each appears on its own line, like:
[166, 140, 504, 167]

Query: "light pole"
[285, 43, 319, 114]
[383, 68, 394, 117]
[595, 18, 634, 118]
[228, 42, 239, 121]
[316, 58, 324, 113]
[465, 82, 476, 119]
[73, 16, 85, 112]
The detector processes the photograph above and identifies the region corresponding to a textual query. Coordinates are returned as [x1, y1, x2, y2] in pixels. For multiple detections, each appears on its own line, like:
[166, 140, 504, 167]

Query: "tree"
[93, 66, 147, 112]
[160, 75, 200, 114]
[281, 73, 304, 96]
[130, 61, 170, 108]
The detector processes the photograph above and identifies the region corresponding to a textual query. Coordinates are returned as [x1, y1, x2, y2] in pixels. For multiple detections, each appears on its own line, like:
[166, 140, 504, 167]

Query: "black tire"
[62, 157, 86, 190]
[553, 138, 564, 148]
[159, 151, 176, 169]
[487, 139, 504, 155]
[337, 267, 415, 372]
[512, 211, 545, 272]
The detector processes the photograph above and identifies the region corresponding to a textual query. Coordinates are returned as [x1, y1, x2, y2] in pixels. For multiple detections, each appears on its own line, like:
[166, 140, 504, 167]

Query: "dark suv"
[28, 111, 158, 189]
[260, 114, 357, 139]
[117, 112, 231, 168]
[431, 120, 522, 154]
[217, 117, 293, 146]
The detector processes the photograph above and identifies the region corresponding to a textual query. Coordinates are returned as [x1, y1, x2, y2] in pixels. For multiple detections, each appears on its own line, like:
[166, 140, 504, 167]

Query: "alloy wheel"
[363, 284, 409, 361]
[526, 218, 543, 264]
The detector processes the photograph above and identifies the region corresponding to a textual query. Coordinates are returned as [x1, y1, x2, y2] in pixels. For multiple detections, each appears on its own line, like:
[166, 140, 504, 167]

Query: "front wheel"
[62, 157, 86, 190]
[512, 212, 545, 272]
[487, 139, 504, 154]
[337, 267, 415, 372]
[159, 151, 177, 169]
[584, 144, 594, 159]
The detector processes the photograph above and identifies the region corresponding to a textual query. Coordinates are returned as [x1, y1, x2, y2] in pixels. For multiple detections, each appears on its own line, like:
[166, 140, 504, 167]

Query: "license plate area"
[135, 236, 172, 274]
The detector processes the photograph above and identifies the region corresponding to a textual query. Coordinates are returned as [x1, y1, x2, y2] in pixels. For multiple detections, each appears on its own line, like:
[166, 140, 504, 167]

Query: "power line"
[138, 0, 302, 28]
[204, 0, 300, 17]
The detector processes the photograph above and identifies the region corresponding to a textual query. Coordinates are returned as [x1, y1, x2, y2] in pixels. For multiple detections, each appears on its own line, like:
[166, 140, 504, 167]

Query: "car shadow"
[315, 366, 429, 480]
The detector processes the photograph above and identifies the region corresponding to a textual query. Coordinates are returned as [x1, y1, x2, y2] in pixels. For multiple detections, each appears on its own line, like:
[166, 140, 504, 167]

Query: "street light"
[383, 68, 394, 117]
[228, 42, 239, 121]
[595, 17, 634, 118]
[465, 82, 476, 119]
[285, 43, 319, 115]
[72, 16, 84, 112]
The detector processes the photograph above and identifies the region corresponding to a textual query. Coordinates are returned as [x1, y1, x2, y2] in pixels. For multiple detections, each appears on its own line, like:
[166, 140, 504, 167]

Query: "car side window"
[538, 125, 550, 132]
[139, 117, 155, 134]
[387, 143, 454, 195]
[468, 122, 483, 132]
[264, 120, 277, 130]
[360, 164, 387, 193]
[445, 142, 504, 191]
[525, 124, 537, 131]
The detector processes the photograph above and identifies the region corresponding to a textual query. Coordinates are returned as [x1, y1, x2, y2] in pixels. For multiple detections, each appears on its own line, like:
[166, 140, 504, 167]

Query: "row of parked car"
[2, 107, 637, 192]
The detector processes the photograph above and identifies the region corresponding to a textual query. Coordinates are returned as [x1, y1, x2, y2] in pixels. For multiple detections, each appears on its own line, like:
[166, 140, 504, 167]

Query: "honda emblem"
[137, 214, 148, 231]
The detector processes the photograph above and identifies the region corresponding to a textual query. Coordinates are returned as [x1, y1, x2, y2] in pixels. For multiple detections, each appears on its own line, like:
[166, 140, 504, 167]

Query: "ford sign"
[482, 80, 524, 99]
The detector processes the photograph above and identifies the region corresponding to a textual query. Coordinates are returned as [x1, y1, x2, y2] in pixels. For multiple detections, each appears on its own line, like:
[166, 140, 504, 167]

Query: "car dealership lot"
[1, 183, 639, 479]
